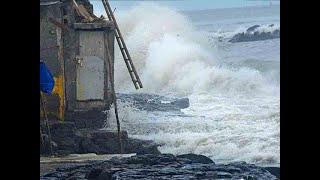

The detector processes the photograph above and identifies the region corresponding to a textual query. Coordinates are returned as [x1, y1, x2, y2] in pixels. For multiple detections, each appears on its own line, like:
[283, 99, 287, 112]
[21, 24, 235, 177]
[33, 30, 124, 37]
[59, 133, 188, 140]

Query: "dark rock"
[96, 169, 113, 180]
[264, 167, 280, 179]
[247, 25, 260, 32]
[40, 126, 161, 156]
[124, 138, 161, 155]
[117, 93, 190, 112]
[65, 109, 107, 129]
[40, 121, 78, 155]
[170, 98, 190, 109]
[229, 24, 280, 43]
[41, 154, 278, 180]
[40, 133, 58, 155]
[216, 171, 233, 178]
[86, 168, 103, 179]
[177, 154, 214, 164]
[78, 137, 100, 154]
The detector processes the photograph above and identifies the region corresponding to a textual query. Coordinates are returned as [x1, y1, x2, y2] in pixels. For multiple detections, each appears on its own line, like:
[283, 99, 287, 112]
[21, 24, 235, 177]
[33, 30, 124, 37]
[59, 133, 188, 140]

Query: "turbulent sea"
[104, 4, 280, 167]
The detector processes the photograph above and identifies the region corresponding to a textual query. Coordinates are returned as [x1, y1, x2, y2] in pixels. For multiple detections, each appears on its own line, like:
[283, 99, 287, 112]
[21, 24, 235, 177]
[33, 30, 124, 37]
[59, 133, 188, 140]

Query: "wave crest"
[114, 3, 278, 96]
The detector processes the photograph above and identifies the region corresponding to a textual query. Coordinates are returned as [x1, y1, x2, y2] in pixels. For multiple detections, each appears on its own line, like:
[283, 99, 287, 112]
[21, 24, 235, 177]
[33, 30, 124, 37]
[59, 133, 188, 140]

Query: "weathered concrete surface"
[40, 154, 279, 180]
[41, 0, 116, 119]
[64, 109, 107, 129]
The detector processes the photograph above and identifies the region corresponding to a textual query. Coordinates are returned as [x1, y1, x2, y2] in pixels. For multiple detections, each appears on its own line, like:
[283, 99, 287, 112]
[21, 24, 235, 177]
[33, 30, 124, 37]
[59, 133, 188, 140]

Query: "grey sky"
[89, 0, 280, 16]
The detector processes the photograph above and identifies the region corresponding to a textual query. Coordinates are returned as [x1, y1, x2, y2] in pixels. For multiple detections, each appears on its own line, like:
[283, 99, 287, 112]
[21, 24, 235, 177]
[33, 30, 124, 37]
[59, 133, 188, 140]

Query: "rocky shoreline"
[40, 153, 279, 179]
[40, 94, 279, 179]
[40, 121, 160, 156]
[40, 93, 191, 156]
[40, 120, 280, 179]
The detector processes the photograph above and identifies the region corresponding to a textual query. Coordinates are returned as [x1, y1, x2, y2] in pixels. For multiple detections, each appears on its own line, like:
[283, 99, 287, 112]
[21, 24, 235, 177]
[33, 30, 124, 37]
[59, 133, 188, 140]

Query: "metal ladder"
[102, 0, 143, 89]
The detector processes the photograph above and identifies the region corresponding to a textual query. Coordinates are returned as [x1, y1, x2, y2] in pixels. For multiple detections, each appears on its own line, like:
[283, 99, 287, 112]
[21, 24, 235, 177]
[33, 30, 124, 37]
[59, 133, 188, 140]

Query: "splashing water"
[105, 3, 279, 167]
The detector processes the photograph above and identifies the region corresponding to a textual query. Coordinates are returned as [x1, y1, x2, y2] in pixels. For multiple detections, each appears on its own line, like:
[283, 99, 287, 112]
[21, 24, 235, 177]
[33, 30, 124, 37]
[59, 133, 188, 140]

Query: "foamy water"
[104, 3, 280, 167]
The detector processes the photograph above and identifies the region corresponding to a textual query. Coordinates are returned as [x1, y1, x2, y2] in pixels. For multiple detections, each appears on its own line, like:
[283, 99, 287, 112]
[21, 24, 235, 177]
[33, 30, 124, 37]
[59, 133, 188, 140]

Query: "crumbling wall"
[40, 0, 115, 123]
[40, 2, 65, 120]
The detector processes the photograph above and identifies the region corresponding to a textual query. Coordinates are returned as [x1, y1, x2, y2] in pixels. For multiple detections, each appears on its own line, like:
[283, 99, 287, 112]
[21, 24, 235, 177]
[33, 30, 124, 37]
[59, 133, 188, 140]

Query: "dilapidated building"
[40, 0, 115, 127]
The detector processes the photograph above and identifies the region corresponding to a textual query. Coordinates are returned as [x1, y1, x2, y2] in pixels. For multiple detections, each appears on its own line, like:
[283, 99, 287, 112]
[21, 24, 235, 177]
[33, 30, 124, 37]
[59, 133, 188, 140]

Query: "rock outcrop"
[117, 93, 190, 112]
[40, 154, 279, 180]
[229, 24, 280, 43]
[40, 121, 160, 156]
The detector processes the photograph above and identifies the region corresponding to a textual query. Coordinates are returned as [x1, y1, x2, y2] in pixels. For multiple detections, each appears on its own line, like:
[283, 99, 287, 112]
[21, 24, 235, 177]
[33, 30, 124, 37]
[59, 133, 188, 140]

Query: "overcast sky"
[89, 0, 280, 16]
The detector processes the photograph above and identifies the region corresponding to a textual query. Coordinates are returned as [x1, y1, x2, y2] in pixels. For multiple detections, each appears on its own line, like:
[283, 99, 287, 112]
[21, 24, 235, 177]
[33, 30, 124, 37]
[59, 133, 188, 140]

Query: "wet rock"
[78, 137, 100, 153]
[86, 168, 103, 179]
[117, 93, 190, 112]
[65, 109, 107, 129]
[41, 154, 279, 180]
[96, 169, 113, 180]
[216, 171, 233, 178]
[247, 25, 260, 32]
[124, 138, 161, 155]
[40, 121, 78, 155]
[229, 24, 280, 43]
[40, 127, 161, 156]
[264, 166, 280, 179]
[177, 153, 214, 164]
[40, 133, 58, 155]
[170, 98, 190, 109]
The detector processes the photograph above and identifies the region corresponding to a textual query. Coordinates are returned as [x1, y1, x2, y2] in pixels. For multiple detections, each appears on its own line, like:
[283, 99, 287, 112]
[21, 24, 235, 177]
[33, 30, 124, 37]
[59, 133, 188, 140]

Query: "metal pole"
[105, 34, 123, 154]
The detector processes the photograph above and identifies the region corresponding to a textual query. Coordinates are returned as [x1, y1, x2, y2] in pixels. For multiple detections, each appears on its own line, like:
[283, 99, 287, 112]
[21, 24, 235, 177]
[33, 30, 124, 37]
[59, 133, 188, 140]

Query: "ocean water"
[104, 3, 280, 167]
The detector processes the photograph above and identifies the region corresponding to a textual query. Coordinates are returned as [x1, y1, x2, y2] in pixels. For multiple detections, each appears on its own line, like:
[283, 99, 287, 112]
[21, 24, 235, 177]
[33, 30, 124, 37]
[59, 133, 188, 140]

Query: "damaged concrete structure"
[40, 0, 115, 128]
[40, 0, 159, 156]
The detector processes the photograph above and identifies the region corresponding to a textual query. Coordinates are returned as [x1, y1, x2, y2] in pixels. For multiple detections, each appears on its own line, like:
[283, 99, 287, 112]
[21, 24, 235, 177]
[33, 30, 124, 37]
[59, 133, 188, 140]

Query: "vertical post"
[105, 32, 123, 154]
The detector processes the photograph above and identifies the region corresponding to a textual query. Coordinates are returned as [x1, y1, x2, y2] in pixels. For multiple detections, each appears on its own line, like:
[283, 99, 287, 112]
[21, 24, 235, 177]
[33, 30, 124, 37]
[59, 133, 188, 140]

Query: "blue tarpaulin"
[40, 61, 55, 94]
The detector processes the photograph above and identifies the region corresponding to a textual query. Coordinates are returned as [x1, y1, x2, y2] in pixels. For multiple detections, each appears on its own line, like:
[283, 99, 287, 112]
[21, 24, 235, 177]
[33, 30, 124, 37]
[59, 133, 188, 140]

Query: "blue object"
[40, 61, 55, 94]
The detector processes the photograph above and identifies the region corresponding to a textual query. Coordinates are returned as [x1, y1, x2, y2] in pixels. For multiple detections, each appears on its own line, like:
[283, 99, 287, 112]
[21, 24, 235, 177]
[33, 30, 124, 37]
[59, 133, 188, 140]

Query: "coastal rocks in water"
[246, 25, 260, 32]
[40, 154, 278, 180]
[117, 93, 190, 112]
[229, 24, 280, 43]
[177, 153, 214, 164]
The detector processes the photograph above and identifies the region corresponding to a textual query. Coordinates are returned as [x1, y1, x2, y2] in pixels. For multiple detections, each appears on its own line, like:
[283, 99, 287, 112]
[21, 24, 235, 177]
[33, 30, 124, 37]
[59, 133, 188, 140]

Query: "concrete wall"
[40, 2, 65, 120]
[40, 0, 115, 123]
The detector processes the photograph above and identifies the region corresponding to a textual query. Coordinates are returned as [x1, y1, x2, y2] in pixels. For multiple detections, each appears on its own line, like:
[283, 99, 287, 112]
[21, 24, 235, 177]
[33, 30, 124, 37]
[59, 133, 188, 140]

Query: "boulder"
[40, 126, 161, 156]
[177, 153, 214, 164]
